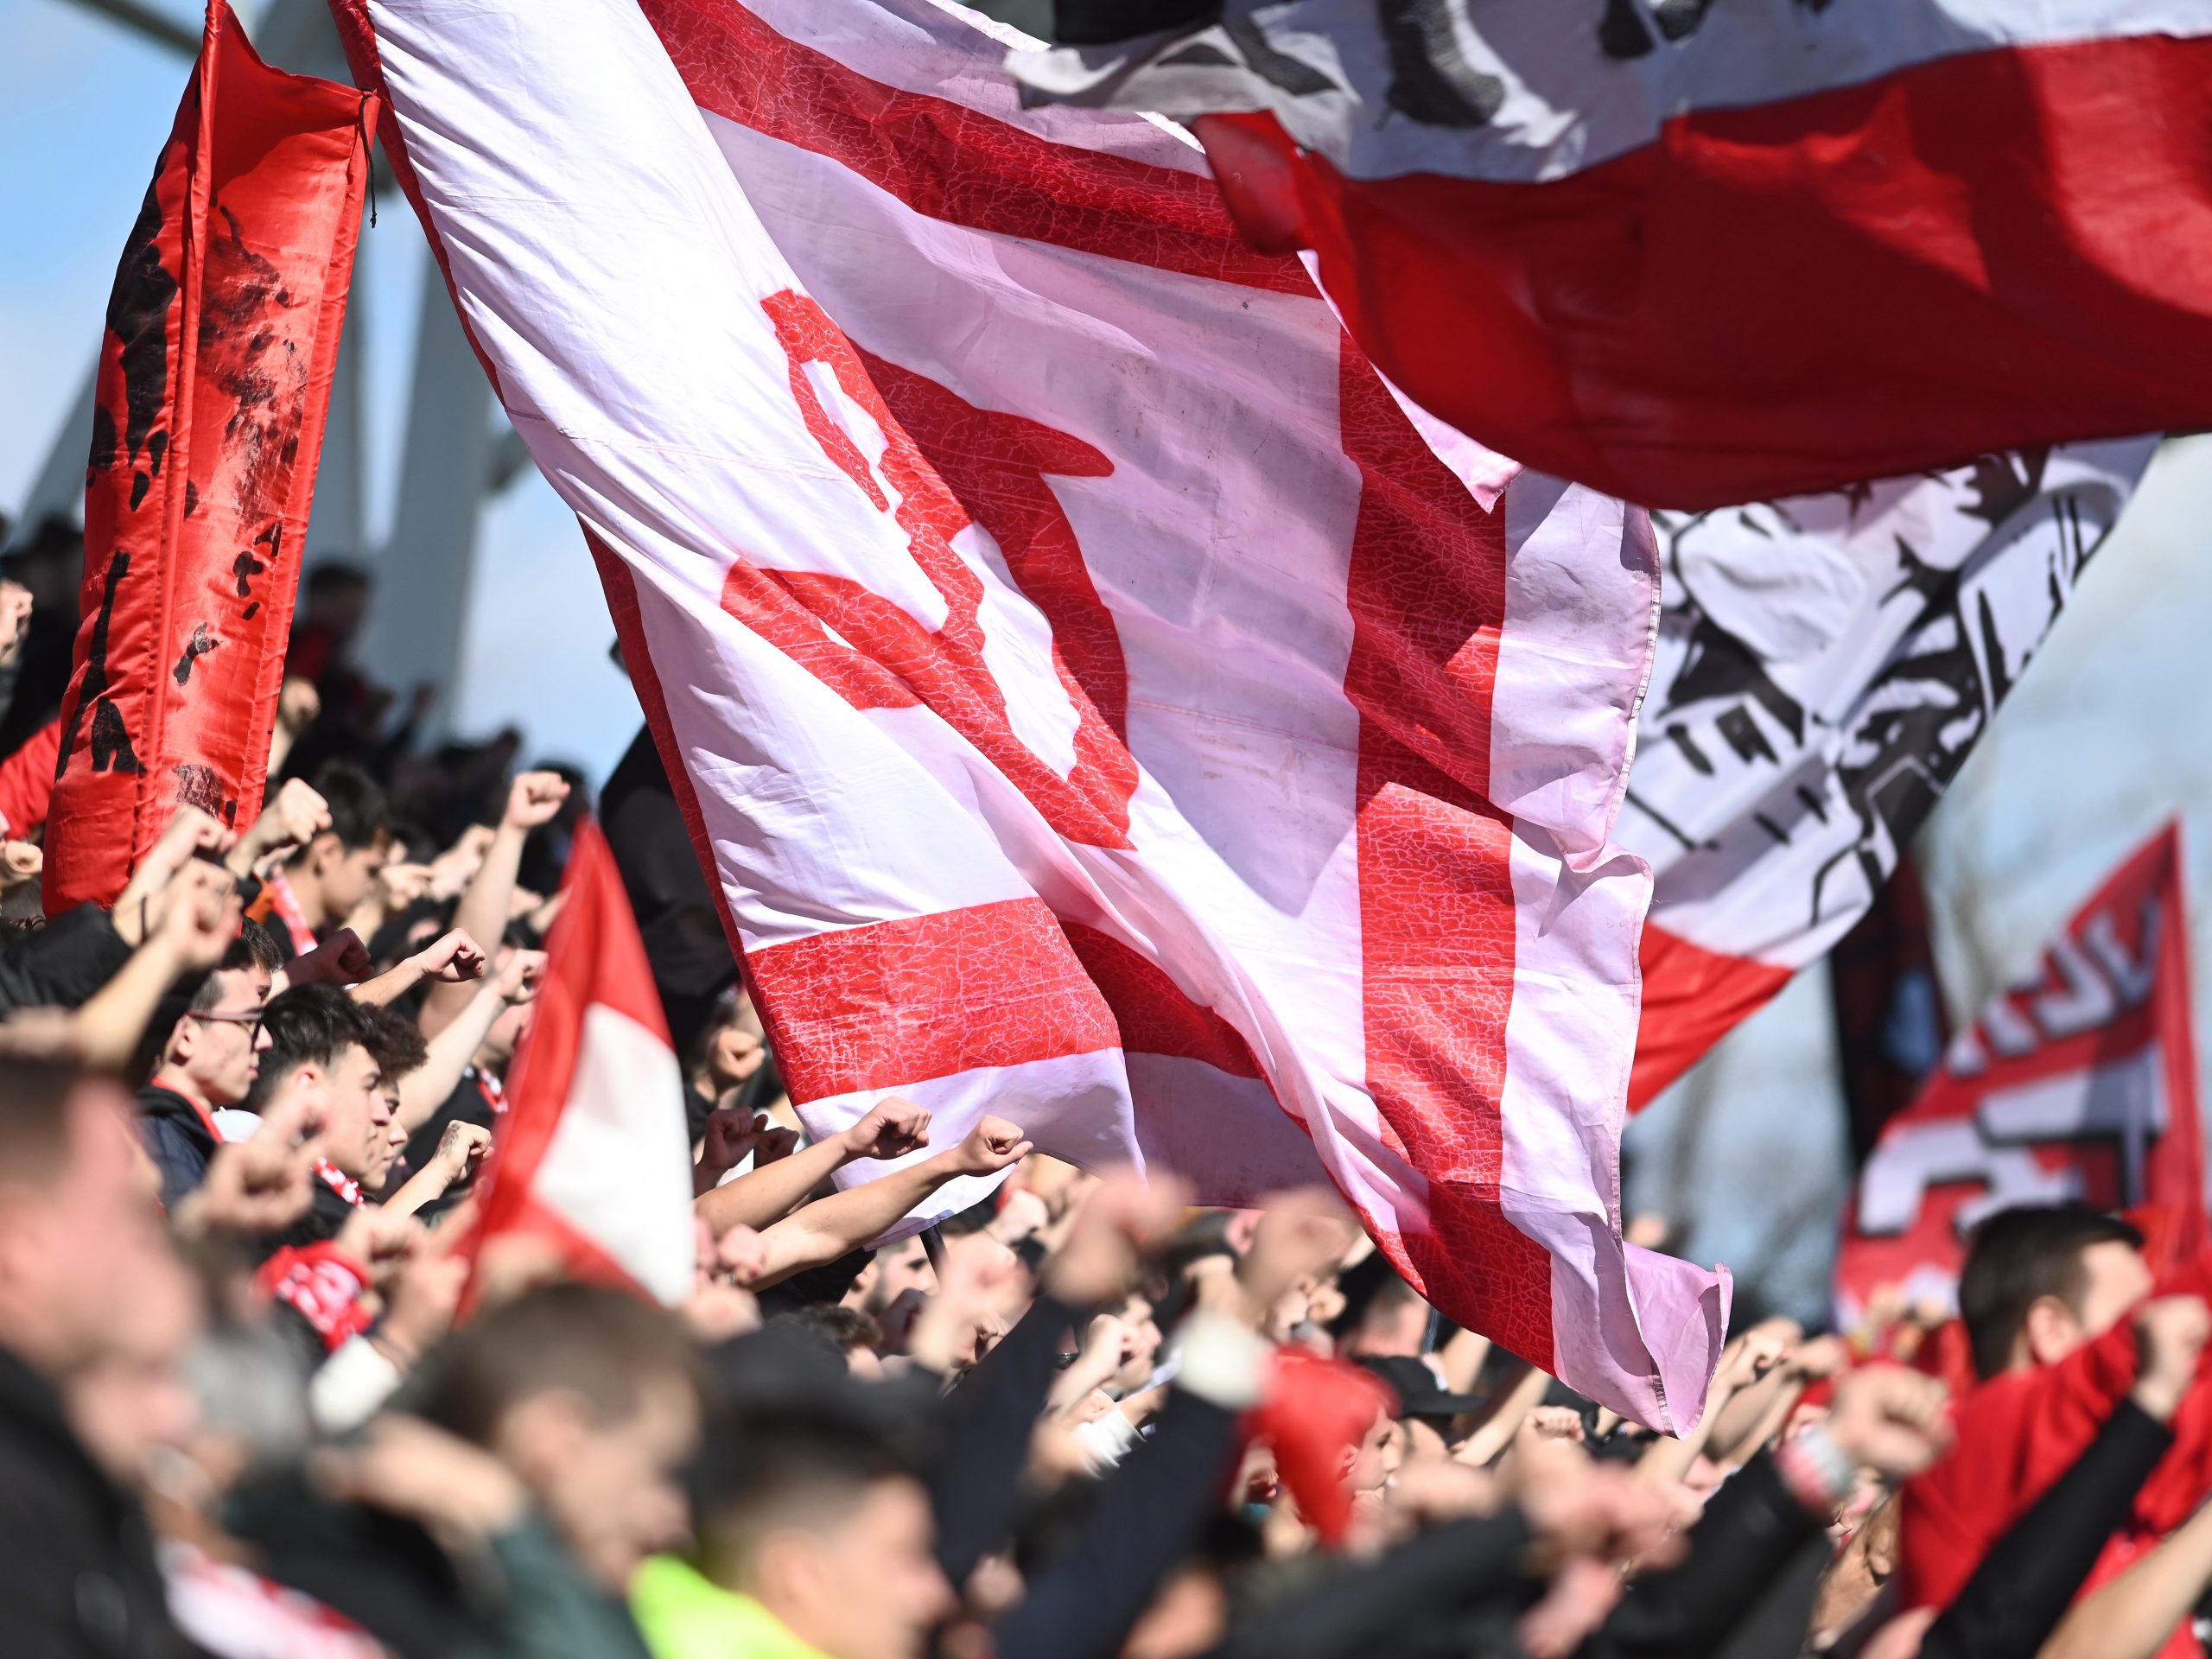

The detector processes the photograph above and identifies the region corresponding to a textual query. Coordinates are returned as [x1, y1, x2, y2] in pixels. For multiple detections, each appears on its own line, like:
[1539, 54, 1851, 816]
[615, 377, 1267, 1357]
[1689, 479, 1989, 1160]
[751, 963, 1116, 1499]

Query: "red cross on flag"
[330, 0, 1730, 1424]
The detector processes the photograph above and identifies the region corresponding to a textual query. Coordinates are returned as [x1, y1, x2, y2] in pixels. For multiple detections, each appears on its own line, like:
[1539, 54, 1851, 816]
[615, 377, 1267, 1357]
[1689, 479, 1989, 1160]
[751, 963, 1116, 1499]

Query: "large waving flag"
[327, 0, 1728, 1423]
[1010, 4, 2212, 508]
[1836, 824, 2201, 1325]
[1619, 439, 2156, 1106]
[48, 3, 376, 911]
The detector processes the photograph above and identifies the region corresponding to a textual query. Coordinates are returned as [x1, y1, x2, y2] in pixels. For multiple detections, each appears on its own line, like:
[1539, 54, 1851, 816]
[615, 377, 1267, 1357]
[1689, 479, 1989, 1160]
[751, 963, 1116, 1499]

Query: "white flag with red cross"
[329, 0, 1728, 1424]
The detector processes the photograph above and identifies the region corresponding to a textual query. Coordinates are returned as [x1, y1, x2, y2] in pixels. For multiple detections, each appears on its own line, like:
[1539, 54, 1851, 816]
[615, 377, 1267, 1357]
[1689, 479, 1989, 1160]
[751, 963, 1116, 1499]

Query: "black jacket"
[137, 1087, 216, 1213]
[0, 1342, 194, 1658]
[0, 905, 134, 1015]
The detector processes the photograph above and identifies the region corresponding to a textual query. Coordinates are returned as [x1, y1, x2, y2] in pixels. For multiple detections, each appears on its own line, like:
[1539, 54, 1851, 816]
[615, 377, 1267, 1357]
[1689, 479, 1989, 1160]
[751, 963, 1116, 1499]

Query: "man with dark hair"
[262, 763, 392, 961]
[1901, 1205, 2212, 1659]
[423, 1285, 702, 1641]
[639, 1401, 950, 1659]
[137, 919, 283, 1210]
[1957, 1203, 2151, 1381]
[247, 985, 390, 1242]
[0, 1058, 188, 1655]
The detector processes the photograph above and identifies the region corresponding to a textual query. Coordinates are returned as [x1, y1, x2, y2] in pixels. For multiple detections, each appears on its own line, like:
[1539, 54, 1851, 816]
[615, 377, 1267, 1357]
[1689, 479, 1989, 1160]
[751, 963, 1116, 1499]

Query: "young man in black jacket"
[137, 919, 282, 1211]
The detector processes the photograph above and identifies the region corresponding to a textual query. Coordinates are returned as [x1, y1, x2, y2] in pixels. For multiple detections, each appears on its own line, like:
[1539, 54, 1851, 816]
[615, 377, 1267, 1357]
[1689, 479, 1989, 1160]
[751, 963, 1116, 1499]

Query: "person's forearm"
[1457, 1358, 1551, 1467]
[1701, 1366, 1789, 1465]
[751, 1154, 964, 1287]
[423, 824, 525, 1039]
[380, 1160, 458, 1219]
[1637, 1376, 1734, 1488]
[1923, 1399, 2172, 1659]
[352, 958, 427, 1008]
[70, 937, 185, 1071]
[2037, 1452, 2212, 1659]
[1440, 1325, 1491, 1395]
[400, 988, 504, 1132]
[1716, 1375, 1807, 1471]
[695, 1131, 851, 1232]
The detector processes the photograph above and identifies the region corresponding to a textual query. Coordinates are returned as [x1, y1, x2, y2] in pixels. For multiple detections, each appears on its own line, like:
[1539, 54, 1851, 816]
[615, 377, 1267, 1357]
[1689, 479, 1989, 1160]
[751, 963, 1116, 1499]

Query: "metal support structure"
[25, 0, 513, 741]
[48, 0, 196, 55]
[359, 254, 493, 727]
[4, 372, 95, 549]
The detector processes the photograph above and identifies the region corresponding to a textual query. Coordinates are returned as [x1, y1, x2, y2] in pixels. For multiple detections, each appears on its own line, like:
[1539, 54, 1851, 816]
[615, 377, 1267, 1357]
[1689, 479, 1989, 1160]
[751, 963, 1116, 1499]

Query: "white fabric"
[531, 1003, 696, 1306]
[356, 0, 1724, 1424]
[1007, 0, 2212, 181]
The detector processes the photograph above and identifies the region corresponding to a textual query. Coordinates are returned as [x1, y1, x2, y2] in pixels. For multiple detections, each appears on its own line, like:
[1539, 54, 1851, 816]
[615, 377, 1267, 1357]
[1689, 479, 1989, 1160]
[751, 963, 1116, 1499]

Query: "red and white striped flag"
[1010, 3, 2212, 510]
[330, 0, 1728, 1423]
[469, 821, 696, 1306]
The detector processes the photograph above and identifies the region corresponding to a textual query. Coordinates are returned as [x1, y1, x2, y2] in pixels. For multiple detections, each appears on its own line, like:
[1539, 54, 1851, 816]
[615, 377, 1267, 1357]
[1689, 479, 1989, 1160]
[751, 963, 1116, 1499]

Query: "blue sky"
[0, 0, 644, 781]
[10, 0, 2212, 1323]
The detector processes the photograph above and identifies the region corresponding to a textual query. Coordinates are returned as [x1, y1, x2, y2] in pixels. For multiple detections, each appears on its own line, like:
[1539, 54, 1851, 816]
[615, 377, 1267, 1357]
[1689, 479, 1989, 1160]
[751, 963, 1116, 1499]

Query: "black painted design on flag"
[57, 553, 134, 781]
[174, 623, 220, 686]
[103, 180, 180, 513]
[1625, 444, 2135, 936]
[1381, 0, 1504, 126]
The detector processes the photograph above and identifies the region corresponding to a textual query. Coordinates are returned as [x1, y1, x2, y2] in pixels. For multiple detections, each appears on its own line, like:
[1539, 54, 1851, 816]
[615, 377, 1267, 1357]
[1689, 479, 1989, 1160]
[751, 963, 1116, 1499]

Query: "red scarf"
[315, 1160, 363, 1208]
[266, 868, 318, 957]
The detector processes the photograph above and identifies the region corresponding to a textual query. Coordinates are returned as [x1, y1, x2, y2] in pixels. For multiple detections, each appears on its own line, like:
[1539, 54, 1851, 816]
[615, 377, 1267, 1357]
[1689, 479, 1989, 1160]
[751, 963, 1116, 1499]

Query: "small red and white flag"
[331, 0, 1727, 1424]
[467, 820, 696, 1306]
[1009, 4, 2212, 509]
[1835, 823, 2202, 1326]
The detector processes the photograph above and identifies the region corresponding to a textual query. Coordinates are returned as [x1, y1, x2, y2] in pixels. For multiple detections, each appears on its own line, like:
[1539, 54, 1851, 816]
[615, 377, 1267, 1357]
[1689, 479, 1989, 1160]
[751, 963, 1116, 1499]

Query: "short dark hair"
[0, 1058, 91, 1184]
[357, 1001, 428, 1083]
[1959, 1204, 2145, 1379]
[288, 763, 390, 862]
[695, 1408, 912, 1579]
[246, 985, 378, 1108]
[773, 1303, 881, 1357]
[412, 1283, 701, 1446]
[232, 917, 283, 976]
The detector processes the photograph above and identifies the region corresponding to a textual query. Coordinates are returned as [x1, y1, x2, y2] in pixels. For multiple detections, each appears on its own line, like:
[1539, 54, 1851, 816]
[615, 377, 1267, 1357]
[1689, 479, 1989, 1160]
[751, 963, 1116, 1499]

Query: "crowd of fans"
[3, 520, 2212, 1659]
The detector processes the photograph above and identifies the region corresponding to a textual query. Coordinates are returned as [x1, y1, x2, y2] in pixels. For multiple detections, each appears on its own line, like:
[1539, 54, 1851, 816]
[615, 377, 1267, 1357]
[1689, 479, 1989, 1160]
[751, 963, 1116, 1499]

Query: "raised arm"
[225, 778, 329, 882]
[397, 948, 538, 1133]
[420, 771, 568, 1038]
[353, 926, 489, 1012]
[73, 862, 235, 1070]
[746, 1115, 1033, 1290]
[696, 1096, 931, 1233]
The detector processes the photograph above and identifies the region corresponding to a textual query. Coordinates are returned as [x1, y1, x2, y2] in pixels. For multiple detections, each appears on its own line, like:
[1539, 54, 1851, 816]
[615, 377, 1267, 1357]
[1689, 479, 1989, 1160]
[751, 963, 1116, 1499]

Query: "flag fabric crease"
[1008, 3, 2212, 509]
[327, 0, 1729, 1425]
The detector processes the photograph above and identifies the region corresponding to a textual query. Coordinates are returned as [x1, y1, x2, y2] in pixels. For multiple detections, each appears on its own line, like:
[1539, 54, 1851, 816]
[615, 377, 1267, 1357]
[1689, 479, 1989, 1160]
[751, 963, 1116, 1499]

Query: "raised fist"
[950, 1115, 1034, 1177]
[841, 1096, 932, 1163]
[503, 771, 571, 832]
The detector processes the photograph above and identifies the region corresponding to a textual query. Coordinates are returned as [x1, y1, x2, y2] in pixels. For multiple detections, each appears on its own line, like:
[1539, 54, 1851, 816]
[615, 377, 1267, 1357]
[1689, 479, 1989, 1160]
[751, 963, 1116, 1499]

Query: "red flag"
[1250, 1349, 1396, 1548]
[467, 821, 696, 1307]
[1010, 8, 2212, 509]
[1835, 824, 2202, 1326]
[46, 3, 375, 910]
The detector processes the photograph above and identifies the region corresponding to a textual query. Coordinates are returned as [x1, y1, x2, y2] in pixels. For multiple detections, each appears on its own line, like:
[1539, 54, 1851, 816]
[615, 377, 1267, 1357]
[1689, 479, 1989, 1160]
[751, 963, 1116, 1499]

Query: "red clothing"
[0, 716, 60, 838]
[1897, 1251, 2212, 1659]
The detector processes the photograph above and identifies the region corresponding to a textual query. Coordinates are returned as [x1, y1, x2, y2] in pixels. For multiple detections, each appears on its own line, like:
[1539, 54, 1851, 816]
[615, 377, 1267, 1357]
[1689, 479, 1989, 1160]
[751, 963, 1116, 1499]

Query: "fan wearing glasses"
[137, 920, 283, 1211]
